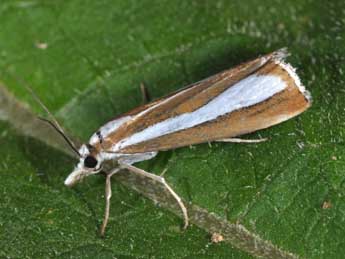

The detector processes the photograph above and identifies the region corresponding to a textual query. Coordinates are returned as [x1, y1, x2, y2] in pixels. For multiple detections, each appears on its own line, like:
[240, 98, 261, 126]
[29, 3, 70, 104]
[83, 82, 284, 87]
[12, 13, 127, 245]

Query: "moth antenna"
[38, 117, 81, 157]
[11, 73, 81, 157]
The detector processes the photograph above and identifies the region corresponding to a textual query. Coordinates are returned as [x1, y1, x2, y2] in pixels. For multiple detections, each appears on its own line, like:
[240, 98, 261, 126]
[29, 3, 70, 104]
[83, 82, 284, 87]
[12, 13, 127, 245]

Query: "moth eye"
[84, 155, 98, 168]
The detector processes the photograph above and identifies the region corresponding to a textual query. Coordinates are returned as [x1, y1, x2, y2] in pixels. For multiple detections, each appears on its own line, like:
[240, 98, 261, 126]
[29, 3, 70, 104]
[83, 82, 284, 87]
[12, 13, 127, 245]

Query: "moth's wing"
[110, 55, 264, 119]
[100, 49, 311, 154]
[90, 79, 199, 145]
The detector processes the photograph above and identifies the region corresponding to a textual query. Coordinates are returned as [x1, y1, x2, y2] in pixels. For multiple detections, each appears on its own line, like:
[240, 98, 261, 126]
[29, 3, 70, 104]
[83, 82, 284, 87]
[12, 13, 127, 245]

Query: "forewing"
[97, 49, 311, 154]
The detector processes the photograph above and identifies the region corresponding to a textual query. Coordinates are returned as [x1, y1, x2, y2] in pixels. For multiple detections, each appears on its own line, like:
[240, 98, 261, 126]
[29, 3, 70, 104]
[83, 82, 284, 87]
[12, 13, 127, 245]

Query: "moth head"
[64, 144, 103, 187]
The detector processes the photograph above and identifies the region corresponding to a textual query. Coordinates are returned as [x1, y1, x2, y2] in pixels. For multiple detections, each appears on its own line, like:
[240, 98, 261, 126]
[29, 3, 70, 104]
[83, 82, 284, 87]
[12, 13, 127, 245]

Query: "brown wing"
[111, 51, 269, 120]
[97, 49, 311, 154]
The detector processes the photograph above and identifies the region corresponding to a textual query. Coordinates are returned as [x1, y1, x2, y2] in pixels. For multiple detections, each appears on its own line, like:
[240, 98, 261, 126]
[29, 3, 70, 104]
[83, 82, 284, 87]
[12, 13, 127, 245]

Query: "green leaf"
[1, 0, 344, 258]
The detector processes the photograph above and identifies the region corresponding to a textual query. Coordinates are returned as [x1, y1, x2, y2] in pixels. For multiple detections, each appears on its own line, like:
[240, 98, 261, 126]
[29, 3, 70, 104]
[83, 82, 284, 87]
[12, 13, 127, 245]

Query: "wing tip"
[272, 47, 290, 61]
[271, 48, 312, 105]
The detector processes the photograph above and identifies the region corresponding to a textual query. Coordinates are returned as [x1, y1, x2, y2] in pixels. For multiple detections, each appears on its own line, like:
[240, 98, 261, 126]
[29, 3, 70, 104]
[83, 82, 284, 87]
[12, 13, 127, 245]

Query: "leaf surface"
[0, 0, 344, 258]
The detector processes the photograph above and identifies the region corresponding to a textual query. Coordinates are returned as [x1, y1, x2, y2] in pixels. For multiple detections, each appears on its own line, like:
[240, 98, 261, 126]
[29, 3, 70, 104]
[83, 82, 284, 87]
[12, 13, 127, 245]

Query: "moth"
[31, 48, 311, 235]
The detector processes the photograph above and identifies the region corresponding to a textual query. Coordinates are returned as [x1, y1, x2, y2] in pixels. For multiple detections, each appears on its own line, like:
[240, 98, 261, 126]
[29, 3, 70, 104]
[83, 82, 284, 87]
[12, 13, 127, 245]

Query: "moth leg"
[140, 82, 151, 104]
[216, 137, 268, 143]
[100, 167, 121, 236]
[119, 162, 189, 230]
